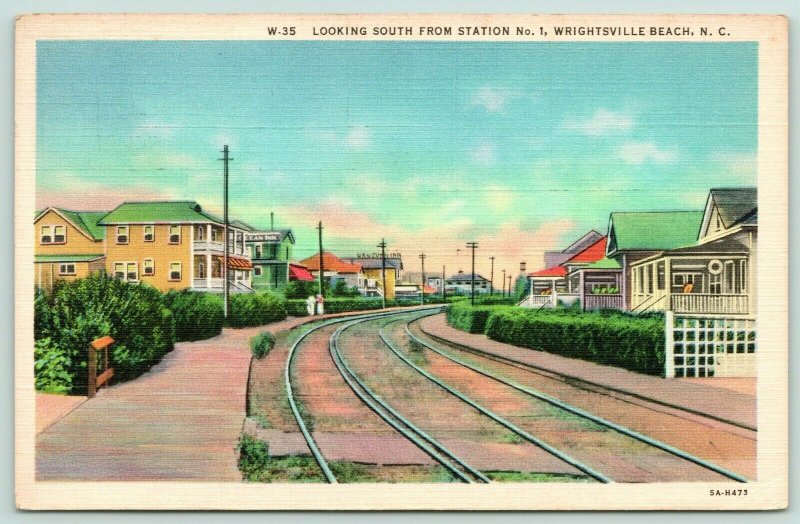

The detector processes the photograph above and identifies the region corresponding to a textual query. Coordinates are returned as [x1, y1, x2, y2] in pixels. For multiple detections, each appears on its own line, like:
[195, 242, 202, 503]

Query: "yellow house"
[342, 256, 402, 300]
[34, 201, 255, 294]
[33, 208, 107, 291]
[98, 201, 254, 293]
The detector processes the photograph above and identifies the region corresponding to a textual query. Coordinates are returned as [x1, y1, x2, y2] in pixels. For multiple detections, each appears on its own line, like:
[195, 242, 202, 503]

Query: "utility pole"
[508, 274, 513, 298]
[378, 238, 387, 309]
[317, 221, 324, 297]
[466, 241, 478, 306]
[502, 269, 507, 297]
[489, 256, 495, 295]
[442, 264, 446, 301]
[218, 145, 233, 318]
[419, 253, 426, 305]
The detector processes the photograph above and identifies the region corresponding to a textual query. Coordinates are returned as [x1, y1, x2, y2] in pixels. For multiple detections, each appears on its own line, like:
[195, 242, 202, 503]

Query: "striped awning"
[227, 256, 253, 270]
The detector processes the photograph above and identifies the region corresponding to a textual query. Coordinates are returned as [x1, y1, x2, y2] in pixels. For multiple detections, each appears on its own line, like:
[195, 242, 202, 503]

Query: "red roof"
[288, 263, 315, 282]
[565, 236, 607, 264]
[528, 266, 567, 278]
[297, 252, 362, 273]
[422, 285, 437, 294]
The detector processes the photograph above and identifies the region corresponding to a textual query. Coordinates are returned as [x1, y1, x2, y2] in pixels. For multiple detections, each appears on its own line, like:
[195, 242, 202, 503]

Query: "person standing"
[306, 295, 316, 316]
[316, 294, 325, 315]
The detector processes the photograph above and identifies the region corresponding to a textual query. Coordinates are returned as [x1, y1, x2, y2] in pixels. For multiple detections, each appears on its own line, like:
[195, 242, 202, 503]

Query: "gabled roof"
[34, 207, 107, 241]
[446, 272, 490, 282]
[99, 201, 225, 226]
[699, 187, 757, 239]
[528, 266, 567, 278]
[561, 229, 603, 254]
[582, 257, 622, 270]
[298, 252, 362, 273]
[229, 219, 257, 232]
[665, 237, 749, 256]
[606, 211, 703, 256]
[342, 257, 401, 271]
[564, 236, 607, 264]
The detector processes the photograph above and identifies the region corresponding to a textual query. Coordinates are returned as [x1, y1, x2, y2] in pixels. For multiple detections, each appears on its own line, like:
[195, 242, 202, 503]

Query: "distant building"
[297, 251, 364, 290]
[445, 270, 491, 295]
[246, 228, 295, 290]
[342, 253, 403, 300]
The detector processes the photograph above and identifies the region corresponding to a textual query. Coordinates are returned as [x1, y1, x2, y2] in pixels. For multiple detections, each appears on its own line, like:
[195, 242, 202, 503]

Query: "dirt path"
[35, 320, 303, 481]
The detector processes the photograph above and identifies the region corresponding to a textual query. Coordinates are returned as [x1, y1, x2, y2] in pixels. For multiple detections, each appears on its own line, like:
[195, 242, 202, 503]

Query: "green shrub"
[162, 290, 224, 341]
[446, 301, 513, 333]
[251, 332, 275, 359]
[34, 273, 175, 393]
[484, 308, 665, 375]
[473, 295, 517, 306]
[227, 292, 288, 327]
[34, 337, 73, 394]
[237, 434, 271, 481]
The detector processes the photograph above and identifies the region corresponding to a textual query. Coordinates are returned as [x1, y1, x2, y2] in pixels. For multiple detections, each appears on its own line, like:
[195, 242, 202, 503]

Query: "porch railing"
[193, 277, 224, 290]
[584, 294, 624, 311]
[670, 294, 749, 316]
[193, 240, 225, 252]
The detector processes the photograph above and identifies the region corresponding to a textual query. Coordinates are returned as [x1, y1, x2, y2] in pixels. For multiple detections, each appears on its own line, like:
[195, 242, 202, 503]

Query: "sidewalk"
[36, 394, 86, 434]
[418, 314, 756, 430]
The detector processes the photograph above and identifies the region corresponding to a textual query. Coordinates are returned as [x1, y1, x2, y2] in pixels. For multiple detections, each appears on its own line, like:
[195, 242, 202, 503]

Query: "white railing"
[192, 277, 224, 291]
[664, 311, 756, 378]
[670, 294, 749, 316]
[521, 295, 553, 308]
[584, 294, 624, 310]
[193, 240, 225, 252]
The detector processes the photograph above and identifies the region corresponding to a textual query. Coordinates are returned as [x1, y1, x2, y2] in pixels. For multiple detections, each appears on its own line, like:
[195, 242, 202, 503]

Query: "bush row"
[446, 301, 513, 334]
[34, 274, 175, 394]
[227, 292, 288, 327]
[162, 290, 224, 341]
[483, 308, 665, 375]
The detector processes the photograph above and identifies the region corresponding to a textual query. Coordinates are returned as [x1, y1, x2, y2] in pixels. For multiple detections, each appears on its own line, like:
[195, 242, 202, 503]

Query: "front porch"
[574, 258, 625, 311]
[523, 275, 579, 308]
[630, 251, 751, 315]
[192, 254, 253, 293]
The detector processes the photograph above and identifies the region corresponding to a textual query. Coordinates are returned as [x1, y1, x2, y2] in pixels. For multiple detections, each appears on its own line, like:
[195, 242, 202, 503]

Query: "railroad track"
[390, 311, 748, 483]
[284, 307, 482, 484]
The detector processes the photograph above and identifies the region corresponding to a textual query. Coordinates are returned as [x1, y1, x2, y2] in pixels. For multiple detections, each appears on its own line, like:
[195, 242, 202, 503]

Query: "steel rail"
[402, 316, 749, 483]
[284, 307, 441, 483]
[330, 317, 490, 483]
[375, 315, 610, 483]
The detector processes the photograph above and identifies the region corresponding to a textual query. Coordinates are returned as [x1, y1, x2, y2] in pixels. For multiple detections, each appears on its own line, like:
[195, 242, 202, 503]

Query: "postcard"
[15, 13, 788, 510]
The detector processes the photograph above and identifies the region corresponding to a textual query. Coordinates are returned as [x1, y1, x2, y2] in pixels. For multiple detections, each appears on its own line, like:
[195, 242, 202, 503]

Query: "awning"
[289, 264, 315, 282]
[227, 256, 253, 270]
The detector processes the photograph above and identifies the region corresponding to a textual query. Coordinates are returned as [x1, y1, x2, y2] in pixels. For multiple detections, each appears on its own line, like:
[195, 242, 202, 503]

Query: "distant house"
[341, 255, 402, 299]
[627, 188, 757, 316]
[445, 270, 491, 295]
[246, 228, 295, 290]
[34, 208, 107, 291]
[298, 252, 364, 290]
[605, 210, 704, 312]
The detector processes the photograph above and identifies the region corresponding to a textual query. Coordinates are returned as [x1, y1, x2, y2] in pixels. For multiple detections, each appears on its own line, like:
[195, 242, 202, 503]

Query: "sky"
[36, 41, 757, 278]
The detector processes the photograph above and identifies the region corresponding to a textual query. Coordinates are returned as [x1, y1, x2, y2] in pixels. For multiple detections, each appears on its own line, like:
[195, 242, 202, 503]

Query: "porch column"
[206, 252, 211, 289]
[579, 270, 585, 311]
[665, 257, 672, 312]
[551, 278, 558, 307]
[621, 254, 628, 310]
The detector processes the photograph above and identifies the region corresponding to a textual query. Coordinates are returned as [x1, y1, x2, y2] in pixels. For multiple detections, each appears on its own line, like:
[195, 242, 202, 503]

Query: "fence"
[88, 335, 115, 398]
[664, 311, 756, 378]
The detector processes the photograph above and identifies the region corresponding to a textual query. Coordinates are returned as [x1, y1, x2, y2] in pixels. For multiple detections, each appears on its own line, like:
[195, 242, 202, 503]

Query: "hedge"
[285, 296, 448, 316]
[227, 292, 288, 327]
[162, 290, 224, 341]
[484, 308, 665, 375]
[34, 274, 175, 393]
[446, 301, 513, 334]
[250, 332, 275, 359]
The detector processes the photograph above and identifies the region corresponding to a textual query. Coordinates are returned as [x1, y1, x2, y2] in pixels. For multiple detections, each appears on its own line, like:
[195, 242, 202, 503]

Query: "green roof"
[35, 254, 104, 263]
[99, 201, 223, 225]
[35, 208, 107, 240]
[584, 257, 621, 270]
[607, 211, 703, 254]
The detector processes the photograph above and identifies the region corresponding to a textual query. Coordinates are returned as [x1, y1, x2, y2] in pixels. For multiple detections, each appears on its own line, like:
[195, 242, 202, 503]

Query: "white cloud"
[617, 141, 678, 165]
[564, 109, 634, 136]
[471, 143, 496, 165]
[346, 125, 372, 149]
[471, 87, 521, 112]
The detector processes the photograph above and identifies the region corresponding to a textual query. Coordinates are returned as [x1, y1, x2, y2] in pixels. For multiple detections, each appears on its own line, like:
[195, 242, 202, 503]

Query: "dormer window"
[143, 225, 155, 242]
[40, 226, 52, 244]
[169, 225, 181, 244]
[53, 226, 66, 243]
[116, 226, 129, 244]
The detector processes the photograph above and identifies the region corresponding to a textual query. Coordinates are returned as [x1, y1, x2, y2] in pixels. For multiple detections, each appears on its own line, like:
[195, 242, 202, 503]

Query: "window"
[647, 265, 654, 294]
[169, 225, 181, 244]
[211, 227, 223, 243]
[169, 262, 182, 281]
[58, 263, 75, 275]
[715, 212, 722, 232]
[709, 272, 722, 294]
[724, 261, 735, 294]
[143, 258, 154, 276]
[656, 262, 665, 290]
[116, 226, 129, 244]
[194, 225, 206, 241]
[143, 225, 155, 242]
[254, 266, 262, 276]
[113, 262, 138, 282]
[40, 226, 52, 244]
[254, 245, 262, 259]
[53, 225, 66, 243]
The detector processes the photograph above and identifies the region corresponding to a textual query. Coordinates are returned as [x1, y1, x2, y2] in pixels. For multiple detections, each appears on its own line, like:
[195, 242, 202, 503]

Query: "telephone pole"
[489, 256, 495, 295]
[317, 221, 324, 297]
[419, 253, 426, 305]
[378, 238, 387, 309]
[218, 145, 233, 318]
[508, 274, 513, 298]
[442, 264, 446, 301]
[466, 241, 478, 305]
[502, 269, 507, 297]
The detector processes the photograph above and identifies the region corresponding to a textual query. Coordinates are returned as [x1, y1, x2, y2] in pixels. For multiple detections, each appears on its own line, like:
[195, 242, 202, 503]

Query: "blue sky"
[36, 41, 757, 274]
